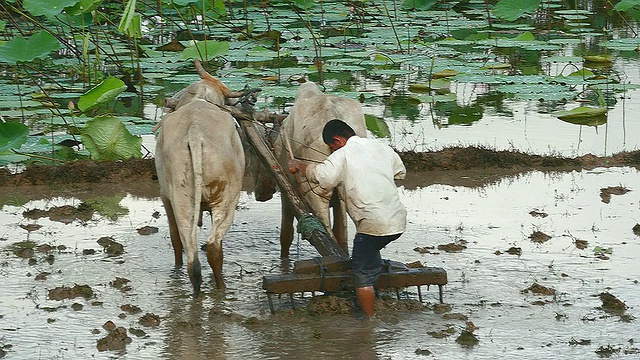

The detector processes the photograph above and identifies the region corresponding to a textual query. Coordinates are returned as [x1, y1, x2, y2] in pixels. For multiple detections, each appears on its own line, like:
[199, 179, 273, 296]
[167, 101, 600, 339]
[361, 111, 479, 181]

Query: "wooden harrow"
[219, 100, 448, 314]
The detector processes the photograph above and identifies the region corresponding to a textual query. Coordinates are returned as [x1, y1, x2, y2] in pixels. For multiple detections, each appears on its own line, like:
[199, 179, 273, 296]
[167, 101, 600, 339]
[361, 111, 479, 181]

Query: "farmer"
[288, 119, 407, 319]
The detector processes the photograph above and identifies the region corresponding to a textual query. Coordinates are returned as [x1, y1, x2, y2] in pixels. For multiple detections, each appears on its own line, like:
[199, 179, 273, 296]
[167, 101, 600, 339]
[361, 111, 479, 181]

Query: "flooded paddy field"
[0, 159, 639, 359]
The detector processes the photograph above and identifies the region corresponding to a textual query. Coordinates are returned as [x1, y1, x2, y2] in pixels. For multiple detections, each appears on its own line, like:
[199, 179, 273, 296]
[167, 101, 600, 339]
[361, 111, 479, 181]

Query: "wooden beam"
[218, 104, 349, 259]
[262, 266, 447, 299]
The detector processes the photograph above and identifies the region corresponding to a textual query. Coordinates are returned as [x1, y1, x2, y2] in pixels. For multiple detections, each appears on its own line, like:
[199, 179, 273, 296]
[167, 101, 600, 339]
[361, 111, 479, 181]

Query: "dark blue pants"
[351, 232, 401, 287]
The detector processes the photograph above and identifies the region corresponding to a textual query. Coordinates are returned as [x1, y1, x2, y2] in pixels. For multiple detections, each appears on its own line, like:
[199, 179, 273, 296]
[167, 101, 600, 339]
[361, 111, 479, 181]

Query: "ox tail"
[193, 59, 243, 98]
[188, 124, 204, 297]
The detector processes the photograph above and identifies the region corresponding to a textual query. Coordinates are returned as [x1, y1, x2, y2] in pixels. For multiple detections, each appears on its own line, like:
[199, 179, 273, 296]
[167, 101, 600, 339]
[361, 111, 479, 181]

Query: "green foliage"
[553, 107, 607, 126]
[182, 40, 230, 61]
[286, 0, 316, 11]
[80, 116, 142, 160]
[0, 31, 61, 65]
[0, 122, 28, 153]
[77, 77, 128, 113]
[614, 0, 640, 12]
[65, 0, 104, 15]
[493, 0, 540, 21]
[401, 0, 437, 11]
[84, 195, 129, 221]
[22, 0, 78, 18]
[118, 0, 138, 35]
[365, 114, 391, 138]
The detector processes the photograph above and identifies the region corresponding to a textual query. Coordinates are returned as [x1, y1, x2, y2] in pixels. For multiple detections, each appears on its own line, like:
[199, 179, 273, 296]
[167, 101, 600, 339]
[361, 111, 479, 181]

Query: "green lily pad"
[583, 54, 612, 63]
[182, 40, 229, 61]
[78, 77, 128, 113]
[0, 121, 29, 153]
[80, 116, 142, 160]
[553, 106, 607, 126]
[493, 0, 541, 21]
[365, 114, 391, 138]
[22, 0, 78, 18]
[0, 30, 61, 65]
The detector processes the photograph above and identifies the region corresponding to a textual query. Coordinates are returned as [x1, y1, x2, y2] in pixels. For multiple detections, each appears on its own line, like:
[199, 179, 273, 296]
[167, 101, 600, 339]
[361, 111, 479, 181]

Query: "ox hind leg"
[162, 198, 183, 267]
[280, 199, 295, 258]
[204, 195, 240, 290]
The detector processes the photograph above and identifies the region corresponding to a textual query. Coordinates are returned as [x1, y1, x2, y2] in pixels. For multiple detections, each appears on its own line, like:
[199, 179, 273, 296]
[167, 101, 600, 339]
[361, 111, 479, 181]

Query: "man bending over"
[288, 119, 407, 319]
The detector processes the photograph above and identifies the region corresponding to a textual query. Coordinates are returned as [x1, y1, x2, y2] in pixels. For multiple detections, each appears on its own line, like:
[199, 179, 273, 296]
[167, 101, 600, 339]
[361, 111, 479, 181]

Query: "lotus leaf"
[0, 31, 61, 65]
[0, 122, 28, 153]
[365, 114, 391, 138]
[182, 41, 230, 61]
[493, 0, 541, 21]
[22, 0, 78, 18]
[78, 77, 128, 113]
[553, 106, 607, 120]
[81, 116, 142, 161]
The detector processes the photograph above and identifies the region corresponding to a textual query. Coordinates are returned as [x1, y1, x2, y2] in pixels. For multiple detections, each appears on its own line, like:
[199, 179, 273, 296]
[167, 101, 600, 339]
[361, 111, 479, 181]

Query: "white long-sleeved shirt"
[306, 136, 407, 236]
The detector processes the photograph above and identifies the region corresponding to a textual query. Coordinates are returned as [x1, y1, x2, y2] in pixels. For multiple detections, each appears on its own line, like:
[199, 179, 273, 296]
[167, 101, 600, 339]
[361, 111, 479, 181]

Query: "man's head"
[322, 119, 356, 151]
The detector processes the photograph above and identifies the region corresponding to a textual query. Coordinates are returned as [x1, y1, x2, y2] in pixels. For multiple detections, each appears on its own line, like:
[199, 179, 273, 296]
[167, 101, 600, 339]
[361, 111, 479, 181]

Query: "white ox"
[255, 82, 367, 258]
[155, 60, 245, 296]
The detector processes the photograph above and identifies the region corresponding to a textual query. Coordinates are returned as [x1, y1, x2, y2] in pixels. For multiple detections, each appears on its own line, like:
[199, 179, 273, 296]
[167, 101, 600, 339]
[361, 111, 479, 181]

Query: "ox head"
[163, 59, 247, 112]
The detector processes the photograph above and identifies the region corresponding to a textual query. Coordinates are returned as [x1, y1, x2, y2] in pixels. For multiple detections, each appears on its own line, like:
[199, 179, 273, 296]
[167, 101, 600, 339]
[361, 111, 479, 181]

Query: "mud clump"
[120, 304, 142, 314]
[97, 237, 124, 256]
[110, 277, 131, 292]
[96, 326, 132, 352]
[136, 226, 158, 235]
[139, 313, 161, 327]
[529, 231, 552, 243]
[306, 295, 353, 315]
[633, 223, 640, 237]
[7, 240, 37, 259]
[599, 186, 631, 204]
[23, 203, 94, 223]
[455, 330, 479, 347]
[505, 247, 522, 255]
[598, 292, 627, 315]
[437, 242, 467, 253]
[48, 284, 94, 300]
[529, 210, 548, 218]
[521, 283, 555, 296]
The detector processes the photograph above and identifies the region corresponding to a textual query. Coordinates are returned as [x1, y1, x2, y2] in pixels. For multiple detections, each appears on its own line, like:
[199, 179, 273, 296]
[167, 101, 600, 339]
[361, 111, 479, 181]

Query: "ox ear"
[164, 97, 179, 111]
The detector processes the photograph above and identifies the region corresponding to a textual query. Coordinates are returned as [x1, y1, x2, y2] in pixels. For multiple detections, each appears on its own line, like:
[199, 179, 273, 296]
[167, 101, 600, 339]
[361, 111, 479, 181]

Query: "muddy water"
[1, 167, 639, 359]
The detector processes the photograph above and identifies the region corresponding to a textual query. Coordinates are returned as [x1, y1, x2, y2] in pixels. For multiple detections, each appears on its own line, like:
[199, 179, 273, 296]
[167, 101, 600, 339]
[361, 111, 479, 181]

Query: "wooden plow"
[219, 97, 448, 314]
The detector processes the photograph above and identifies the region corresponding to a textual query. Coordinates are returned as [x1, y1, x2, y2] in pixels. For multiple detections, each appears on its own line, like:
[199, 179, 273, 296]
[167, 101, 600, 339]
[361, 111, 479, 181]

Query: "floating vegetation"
[6, 240, 37, 259]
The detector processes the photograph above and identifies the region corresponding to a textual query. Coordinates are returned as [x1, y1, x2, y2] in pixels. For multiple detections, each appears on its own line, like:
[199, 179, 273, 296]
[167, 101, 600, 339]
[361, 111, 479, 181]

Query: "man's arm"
[289, 152, 344, 190]
[288, 159, 307, 174]
[391, 150, 406, 180]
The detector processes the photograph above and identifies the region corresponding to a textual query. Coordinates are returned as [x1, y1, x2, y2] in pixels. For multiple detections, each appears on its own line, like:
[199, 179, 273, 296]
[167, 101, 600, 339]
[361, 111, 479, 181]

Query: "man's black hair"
[322, 119, 356, 144]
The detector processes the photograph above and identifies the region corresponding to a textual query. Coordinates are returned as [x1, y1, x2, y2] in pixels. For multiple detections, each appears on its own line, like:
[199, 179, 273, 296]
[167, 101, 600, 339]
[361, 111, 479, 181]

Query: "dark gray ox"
[254, 82, 367, 258]
[155, 60, 245, 296]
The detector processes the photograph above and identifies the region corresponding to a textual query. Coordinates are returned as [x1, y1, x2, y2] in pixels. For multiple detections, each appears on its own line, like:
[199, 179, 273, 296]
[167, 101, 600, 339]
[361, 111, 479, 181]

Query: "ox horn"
[193, 59, 244, 98]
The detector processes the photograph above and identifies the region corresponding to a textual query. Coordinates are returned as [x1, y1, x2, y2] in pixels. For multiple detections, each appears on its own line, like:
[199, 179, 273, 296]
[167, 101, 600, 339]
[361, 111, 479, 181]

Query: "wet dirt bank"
[1, 147, 639, 191]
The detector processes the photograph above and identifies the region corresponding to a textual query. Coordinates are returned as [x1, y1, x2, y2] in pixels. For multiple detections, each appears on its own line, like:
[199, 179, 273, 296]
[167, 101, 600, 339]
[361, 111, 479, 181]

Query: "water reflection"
[0, 168, 639, 359]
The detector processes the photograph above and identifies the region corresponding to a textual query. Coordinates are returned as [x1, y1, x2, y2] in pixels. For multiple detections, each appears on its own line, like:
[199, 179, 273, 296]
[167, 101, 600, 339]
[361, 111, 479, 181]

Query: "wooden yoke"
[217, 104, 349, 260]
